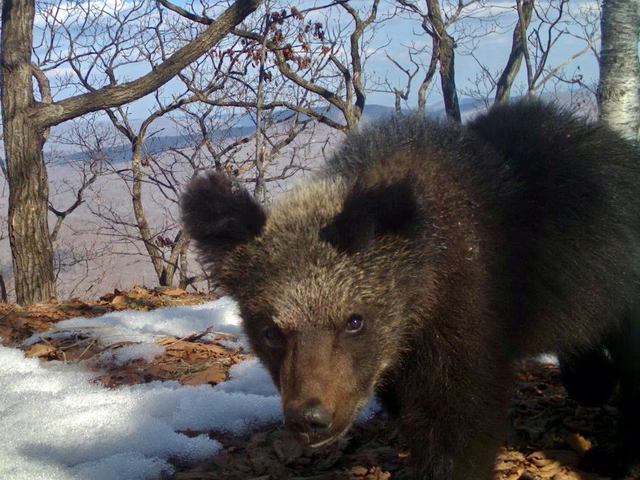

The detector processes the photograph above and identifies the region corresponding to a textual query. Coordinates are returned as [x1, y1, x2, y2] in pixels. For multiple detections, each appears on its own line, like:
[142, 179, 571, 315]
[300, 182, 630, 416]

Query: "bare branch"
[31, 0, 261, 129]
[495, 0, 534, 104]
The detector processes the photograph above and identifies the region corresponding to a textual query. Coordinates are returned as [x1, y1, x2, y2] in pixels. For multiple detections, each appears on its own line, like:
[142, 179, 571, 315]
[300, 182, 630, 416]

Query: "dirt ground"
[1, 288, 638, 480]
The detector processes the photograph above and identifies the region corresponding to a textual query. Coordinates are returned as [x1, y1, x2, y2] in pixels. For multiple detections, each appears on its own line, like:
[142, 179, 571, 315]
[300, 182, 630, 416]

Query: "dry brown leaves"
[103, 286, 197, 310]
[175, 424, 402, 480]
[0, 286, 217, 348]
[173, 361, 634, 480]
[138, 336, 250, 387]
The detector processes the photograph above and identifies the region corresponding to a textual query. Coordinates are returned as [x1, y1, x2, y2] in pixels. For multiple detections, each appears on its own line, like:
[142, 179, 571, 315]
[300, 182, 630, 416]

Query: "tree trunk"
[438, 36, 461, 123]
[597, 0, 640, 141]
[130, 141, 167, 285]
[417, 52, 438, 112]
[495, 0, 534, 104]
[2, 0, 260, 304]
[163, 232, 189, 287]
[425, 0, 461, 122]
[254, 18, 269, 201]
[0, 273, 8, 303]
[1, 0, 56, 304]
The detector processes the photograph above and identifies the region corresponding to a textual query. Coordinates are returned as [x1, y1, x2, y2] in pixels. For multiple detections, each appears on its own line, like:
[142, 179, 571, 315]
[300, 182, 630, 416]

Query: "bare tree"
[378, 50, 421, 114]
[42, 120, 120, 299]
[48, 159, 101, 244]
[495, 0, 534, 104]
[598, 0, 640, 141]
[1, 0, 261, 304]
[457, 0, 600, 108]
[163, 0, 385, 131]
[395, 0, 489, 121]
[67, 4, 315, 288]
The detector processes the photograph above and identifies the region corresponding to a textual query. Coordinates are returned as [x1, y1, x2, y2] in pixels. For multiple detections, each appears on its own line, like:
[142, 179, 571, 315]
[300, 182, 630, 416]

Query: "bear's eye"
[262, 326, 284, 347]
[345, 314, 364, 334]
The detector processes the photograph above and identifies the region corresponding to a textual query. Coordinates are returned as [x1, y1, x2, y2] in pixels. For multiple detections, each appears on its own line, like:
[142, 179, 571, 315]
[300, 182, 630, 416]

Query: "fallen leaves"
[173, 416, 411, 480]
[102, 286, 207, 310]
[90, 334, 250, 388]
[139, 336, 248, 386]
[273, 434, 304, 464]
[1, 286, 248, 389]
[0, 286, 217, 348]
[566, 433, 592, 456]
[181, 364, 227, 386]
[24, 342, 58, 360]
[347, 465, 391, 479]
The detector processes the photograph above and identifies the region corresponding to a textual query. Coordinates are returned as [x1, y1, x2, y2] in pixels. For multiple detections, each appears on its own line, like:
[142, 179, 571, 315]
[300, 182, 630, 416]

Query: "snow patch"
[1, 297, 284, 480]
[536, 353, 559, 366]
[24, 297, 245, 348]
[98, 343, 166, 366]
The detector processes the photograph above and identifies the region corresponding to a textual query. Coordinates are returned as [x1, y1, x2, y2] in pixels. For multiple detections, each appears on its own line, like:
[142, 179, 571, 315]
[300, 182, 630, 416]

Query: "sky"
[32, 0, 603, 118]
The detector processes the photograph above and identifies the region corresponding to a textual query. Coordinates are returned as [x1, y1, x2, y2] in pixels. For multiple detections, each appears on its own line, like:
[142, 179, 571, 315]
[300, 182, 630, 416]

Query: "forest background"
[0, 0, 635, 304]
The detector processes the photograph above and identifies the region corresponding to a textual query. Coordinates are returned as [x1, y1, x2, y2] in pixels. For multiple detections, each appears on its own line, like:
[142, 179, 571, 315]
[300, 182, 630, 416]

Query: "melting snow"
[0, 298, 282, 480]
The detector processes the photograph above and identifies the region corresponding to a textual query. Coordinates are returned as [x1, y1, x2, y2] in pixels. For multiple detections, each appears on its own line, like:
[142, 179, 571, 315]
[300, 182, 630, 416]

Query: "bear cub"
[182, 100, 640, 480]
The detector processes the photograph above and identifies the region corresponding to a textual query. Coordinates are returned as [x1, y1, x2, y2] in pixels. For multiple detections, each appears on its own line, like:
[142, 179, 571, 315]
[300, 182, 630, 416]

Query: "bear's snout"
[284, 399, 334, 433]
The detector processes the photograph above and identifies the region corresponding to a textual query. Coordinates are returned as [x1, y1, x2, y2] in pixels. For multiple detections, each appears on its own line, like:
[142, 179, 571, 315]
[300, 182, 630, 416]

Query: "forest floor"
[1, 288, 637, 480]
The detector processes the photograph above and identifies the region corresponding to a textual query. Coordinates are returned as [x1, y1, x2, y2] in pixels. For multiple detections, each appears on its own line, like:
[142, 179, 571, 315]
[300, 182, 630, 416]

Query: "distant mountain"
[58, 125, 256, 164]
[44, 93, 595, 165]
[47, 104, 398, 164]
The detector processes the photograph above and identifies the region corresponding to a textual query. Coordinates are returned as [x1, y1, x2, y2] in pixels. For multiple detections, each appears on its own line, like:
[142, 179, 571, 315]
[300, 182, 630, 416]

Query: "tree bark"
[162, 232, 189, 287]
[0, 273, 8, 303]
[418, 51, 438, 112]
[2, 0, 56, 304]
[597, 0, 640, 142]
[438, 37, 461, 122]
[130, 140, 167, 284]
[254, 17, 269, 201]
[1, 0, 260, 304]
[425, 0, 461, 122]
[495, 0, 534, 104]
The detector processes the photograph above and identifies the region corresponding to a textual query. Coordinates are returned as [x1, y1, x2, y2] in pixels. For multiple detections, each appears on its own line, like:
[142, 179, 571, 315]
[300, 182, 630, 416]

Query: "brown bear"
[181, 100, 640, 480]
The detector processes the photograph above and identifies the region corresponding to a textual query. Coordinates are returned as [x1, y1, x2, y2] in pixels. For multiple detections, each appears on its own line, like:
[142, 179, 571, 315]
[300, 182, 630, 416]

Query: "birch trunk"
[597, 0, 640, 141]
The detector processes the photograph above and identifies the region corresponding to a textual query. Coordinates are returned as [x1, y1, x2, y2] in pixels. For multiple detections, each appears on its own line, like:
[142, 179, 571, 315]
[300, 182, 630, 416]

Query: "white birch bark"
[598, 0, 640, 142]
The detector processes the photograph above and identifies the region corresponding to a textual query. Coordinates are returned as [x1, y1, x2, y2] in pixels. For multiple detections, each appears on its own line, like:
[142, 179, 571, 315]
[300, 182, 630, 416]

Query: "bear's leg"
[610, 313, 640, 476]
[583, 313, 640, 478]
[393, 359, 510, 480]
[558, 344, 618, 407]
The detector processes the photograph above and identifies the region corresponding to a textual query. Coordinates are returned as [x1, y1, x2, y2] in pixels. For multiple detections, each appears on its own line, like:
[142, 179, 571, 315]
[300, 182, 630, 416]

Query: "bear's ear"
[181, 172, 266, 253]
[320, 178, 419, 253]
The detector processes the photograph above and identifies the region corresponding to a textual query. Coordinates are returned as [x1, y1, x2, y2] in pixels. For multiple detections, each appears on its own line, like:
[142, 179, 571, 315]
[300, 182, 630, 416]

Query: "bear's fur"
[181, 100, 640, 480]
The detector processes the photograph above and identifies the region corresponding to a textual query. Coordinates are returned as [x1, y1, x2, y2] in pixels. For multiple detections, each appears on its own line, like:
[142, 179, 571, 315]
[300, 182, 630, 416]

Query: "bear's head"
[181, 171, 433, 447]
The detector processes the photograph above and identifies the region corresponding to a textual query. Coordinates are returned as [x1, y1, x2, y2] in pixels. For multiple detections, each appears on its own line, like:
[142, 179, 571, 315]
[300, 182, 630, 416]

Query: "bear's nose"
[303, 403, 333, 430]
[284, 401, 333, 432]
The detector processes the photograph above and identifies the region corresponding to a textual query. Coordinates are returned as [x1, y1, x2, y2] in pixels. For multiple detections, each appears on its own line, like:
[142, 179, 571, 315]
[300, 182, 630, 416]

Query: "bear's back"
[324, 101, 640, 353]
